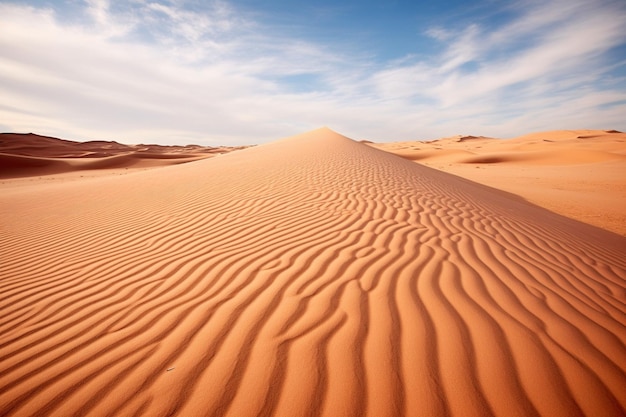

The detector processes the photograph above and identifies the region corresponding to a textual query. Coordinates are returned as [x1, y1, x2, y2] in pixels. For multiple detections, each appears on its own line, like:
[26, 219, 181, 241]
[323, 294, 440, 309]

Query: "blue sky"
[1, 0, 625, 145]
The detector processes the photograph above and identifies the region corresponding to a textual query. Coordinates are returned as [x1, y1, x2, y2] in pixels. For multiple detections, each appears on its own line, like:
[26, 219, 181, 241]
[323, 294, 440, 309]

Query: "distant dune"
[371, 129, 626, 236]
[1, 128, 625, 416]
[0, 133, 248, 178]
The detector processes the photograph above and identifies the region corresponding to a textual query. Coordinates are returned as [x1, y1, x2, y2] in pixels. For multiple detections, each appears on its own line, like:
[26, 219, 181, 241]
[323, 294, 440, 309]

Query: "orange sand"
[0, 133, 248, 179]
[370, 129, 626, 236]
[1, 128, 625, 416]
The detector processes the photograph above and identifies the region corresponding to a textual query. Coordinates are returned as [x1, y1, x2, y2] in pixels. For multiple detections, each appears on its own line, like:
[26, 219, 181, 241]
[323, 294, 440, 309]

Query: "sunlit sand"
[1, 128, 625, 416]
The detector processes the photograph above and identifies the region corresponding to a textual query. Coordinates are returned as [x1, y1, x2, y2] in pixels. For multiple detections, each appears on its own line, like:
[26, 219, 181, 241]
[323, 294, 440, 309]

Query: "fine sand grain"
[1, 128, 625, 416]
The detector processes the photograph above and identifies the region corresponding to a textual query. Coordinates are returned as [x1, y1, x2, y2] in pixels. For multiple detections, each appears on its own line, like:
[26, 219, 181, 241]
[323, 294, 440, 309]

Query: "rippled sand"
[1, 128, 625, 416]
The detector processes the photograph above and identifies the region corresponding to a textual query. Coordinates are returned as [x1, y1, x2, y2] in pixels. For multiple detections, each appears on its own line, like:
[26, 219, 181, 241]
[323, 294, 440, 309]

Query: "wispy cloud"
[363, 0, 626, 135]
[0, 0, 624, 144]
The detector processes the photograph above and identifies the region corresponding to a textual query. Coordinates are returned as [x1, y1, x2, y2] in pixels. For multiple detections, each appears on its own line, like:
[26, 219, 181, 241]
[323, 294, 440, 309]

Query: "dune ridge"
[370, 130, 626, 236]
[0, 133, 248, 178]
[1, 128, 625, 416]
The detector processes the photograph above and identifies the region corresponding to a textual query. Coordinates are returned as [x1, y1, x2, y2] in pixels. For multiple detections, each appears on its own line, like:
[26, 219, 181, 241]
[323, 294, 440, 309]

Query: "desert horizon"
[2, 127, 625, 236]
[1, 127, 625, 416]
[4, 0, 626, 415]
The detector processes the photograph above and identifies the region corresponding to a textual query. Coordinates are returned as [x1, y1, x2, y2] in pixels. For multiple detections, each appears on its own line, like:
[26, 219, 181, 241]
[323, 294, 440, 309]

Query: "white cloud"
[438, 24, 481, 73]
[0, 0, 625, 144]
[368, 0, 626, 134]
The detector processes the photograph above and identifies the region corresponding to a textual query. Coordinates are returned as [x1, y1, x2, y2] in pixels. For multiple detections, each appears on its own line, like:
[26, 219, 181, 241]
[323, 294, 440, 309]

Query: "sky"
[1, 0, 625, 145]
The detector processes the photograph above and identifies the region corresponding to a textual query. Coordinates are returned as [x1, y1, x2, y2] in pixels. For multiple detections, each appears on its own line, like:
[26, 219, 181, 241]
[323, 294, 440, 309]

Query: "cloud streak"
[0, 0, 625, 144]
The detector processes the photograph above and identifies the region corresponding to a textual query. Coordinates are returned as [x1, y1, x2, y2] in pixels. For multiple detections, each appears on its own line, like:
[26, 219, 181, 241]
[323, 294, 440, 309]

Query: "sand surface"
[1, 128, 625, 416]
[0, 133, 248, 179]
[370, 130, 626, 236]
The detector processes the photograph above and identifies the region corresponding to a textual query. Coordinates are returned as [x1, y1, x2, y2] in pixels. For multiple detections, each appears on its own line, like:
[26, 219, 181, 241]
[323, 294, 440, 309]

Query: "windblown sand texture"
[1, 128, 625, 417]
[370, 130, 626, 236]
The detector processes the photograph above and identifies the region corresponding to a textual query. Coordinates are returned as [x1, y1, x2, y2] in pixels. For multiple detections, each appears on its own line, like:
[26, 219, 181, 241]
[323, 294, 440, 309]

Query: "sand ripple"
[1, 128, 625, 416]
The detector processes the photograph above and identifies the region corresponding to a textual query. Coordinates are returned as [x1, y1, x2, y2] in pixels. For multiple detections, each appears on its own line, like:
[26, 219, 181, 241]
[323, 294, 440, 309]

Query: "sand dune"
[0, 133, 247, 178]
[371, 130, 626, 236]
[1, 128, 625, 417]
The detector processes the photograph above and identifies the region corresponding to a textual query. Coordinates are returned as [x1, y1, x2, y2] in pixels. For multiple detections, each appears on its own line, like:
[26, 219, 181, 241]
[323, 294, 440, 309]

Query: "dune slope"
[369, 130, 626, 235]
[1, 128, 625, 417]
[0, 133, 247, 178]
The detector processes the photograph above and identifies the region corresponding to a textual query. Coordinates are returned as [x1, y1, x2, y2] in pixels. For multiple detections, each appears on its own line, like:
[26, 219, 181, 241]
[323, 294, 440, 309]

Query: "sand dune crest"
[370, 129, 626, 235]
[0, 133, 247, 178]
[1, 128, 625, 416]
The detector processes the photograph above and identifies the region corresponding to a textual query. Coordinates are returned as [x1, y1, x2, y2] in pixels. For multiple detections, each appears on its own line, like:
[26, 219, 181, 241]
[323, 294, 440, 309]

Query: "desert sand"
[0, 133, 248, 179]
[370, 129, 626, 236]
[1, 128, 625, 417]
